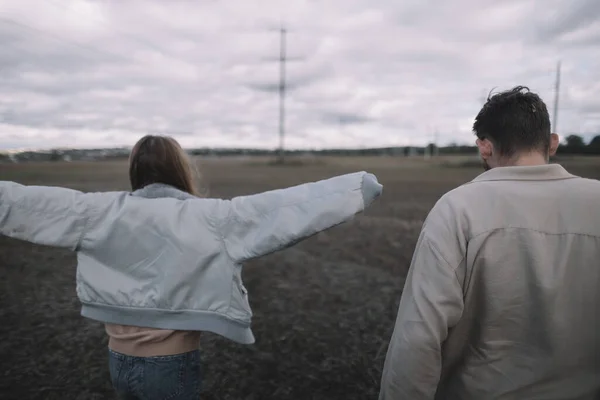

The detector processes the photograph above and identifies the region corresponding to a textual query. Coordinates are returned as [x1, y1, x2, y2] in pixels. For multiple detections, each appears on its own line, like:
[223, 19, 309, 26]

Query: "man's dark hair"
[472, 86, 551, 157]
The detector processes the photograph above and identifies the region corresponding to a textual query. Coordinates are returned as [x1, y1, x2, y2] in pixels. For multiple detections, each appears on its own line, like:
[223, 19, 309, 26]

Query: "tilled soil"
[1, 156, 597, 399]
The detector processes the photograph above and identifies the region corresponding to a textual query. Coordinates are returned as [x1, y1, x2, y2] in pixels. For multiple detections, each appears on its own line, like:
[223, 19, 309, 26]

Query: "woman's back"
[1, 170, 381, 343]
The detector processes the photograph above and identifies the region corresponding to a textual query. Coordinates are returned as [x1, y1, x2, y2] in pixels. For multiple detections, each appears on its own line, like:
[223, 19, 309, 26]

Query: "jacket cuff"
[361, 173, 383, 208]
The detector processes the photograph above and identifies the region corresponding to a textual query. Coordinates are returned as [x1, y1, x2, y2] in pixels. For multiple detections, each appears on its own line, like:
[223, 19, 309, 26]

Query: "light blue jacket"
[0, 172, 382, 344]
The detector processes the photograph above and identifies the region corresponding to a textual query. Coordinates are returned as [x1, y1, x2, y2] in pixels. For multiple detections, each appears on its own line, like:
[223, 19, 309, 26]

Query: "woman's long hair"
[129, 135, 201, 196]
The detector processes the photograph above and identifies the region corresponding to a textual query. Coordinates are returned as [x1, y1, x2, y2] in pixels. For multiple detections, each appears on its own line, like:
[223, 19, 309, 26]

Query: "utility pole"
[409, 145, 416, 157]
[434, 128, 440, 157]
[277, 26, 286, 164]
[424, 127, 432, 160]
[552, 61, 561, 133]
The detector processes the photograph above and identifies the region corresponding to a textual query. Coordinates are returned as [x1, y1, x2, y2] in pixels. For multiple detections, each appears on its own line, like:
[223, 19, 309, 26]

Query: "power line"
[0, 17, 131, 63]
[45, 0, 197, 65]
[0, 15, 202, 88]
[552, 60, 561, 133]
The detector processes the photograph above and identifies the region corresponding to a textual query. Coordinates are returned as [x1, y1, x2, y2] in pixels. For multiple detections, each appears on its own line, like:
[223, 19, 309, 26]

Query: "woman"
[0, 135, 382, 399]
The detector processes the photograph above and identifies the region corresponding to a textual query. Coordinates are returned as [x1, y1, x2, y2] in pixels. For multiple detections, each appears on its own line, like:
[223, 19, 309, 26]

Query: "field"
[1, 155, 599, 400]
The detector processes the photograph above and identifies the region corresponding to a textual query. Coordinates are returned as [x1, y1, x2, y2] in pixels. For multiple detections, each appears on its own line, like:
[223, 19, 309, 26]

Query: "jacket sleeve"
[217, 171, 382, 262]
[379, 206, 465, 400]
[0, 181, 95, 250]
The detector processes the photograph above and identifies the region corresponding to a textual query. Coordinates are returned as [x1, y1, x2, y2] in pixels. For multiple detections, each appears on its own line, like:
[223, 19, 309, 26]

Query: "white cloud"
[0, 0, 599, 150]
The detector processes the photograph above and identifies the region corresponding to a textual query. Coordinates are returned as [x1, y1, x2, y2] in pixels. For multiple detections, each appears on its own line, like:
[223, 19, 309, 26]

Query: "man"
[379, 86, 600, 399]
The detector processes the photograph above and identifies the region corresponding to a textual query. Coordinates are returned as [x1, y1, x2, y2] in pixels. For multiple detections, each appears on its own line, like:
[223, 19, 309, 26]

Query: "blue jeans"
[108, 349, 202, 399]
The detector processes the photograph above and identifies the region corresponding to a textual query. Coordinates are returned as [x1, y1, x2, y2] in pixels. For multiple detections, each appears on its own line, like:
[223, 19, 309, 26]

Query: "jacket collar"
[471, 163, 577, 183]
[131, 183, 197, 200]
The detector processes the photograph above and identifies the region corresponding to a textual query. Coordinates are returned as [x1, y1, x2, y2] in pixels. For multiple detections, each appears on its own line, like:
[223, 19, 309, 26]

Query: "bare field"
[1, 156, 599, 400]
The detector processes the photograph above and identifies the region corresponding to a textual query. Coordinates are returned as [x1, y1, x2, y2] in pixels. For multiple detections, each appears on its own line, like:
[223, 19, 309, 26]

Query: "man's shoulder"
[425, 180, 506, 234]
[431, 182, 478, 213]
[569, 176, 600, 191]
[423, 184, 475, 234]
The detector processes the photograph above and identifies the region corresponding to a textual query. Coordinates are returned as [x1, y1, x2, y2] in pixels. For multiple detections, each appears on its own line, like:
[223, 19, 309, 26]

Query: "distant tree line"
[2, 135, 599, 164]
[187, 135, 600, 157]
[187, 145, 479, 157]
[556, 134, 600, 155]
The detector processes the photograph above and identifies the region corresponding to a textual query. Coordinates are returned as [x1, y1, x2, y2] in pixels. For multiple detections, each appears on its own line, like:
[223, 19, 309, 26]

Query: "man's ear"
[476, 138, 493, 159]
[549, 133, 559, 156]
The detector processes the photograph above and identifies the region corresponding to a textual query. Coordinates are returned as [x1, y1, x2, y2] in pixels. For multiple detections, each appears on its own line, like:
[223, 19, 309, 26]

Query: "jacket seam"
[75, 200, 98, 251]
[425, 228, 600, 285]
[360, 185, 366, 210]
[465, 176, 579, 185]
[423, 236, 466, 305]
[10, 199, 55, 214]
[423, 234, 465, 273]
[423, 236, 467, 306]
[469, 226, 600, 240]
[80, 301, 251, 325]
[203, 209, 239, 319]
[214, 223, 238, 319]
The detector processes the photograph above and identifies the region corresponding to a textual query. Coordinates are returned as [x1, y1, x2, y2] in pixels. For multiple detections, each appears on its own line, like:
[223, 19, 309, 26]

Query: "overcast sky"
[0, 0, 599, 150]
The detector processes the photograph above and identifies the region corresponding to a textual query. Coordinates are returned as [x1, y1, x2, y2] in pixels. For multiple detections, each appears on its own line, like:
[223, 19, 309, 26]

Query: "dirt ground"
[1, 155, 599, 400]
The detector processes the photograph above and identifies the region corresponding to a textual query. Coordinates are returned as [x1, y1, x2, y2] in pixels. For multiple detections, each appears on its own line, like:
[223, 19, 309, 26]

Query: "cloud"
[0, 0, 599, 150]
[534, 0, 600, 42]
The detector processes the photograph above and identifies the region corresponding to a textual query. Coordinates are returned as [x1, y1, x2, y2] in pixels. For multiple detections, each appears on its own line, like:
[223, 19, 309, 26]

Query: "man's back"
[379, 164, 600, 400]
[437, 164, 600, 399]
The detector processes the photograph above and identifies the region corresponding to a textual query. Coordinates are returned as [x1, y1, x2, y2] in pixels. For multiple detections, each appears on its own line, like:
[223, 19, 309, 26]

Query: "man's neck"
[498, 152, 548, 167]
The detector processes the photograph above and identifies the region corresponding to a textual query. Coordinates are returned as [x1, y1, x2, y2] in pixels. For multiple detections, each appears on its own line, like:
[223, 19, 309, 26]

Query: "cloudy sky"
[0, 0, 599, 150]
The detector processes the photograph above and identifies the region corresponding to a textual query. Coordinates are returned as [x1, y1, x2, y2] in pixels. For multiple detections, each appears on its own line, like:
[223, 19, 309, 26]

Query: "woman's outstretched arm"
[0, 182, 95, 250]
[216, 171, 382, 262]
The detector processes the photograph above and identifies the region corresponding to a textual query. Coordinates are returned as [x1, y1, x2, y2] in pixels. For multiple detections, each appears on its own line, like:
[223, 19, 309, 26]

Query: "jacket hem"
[81, 302, 255, 345]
